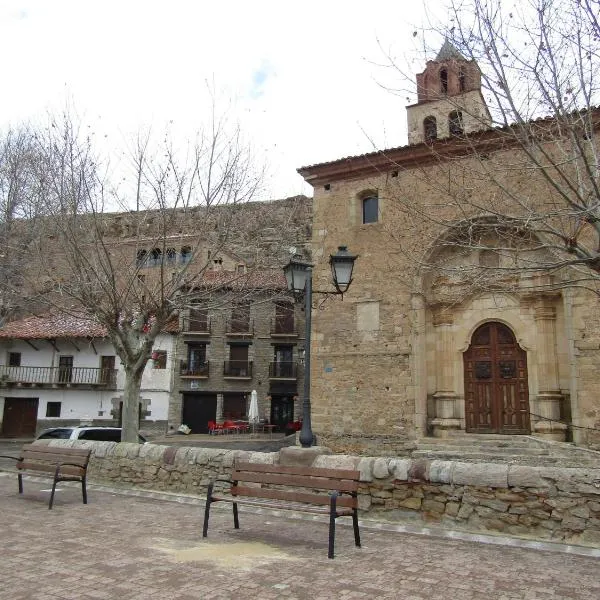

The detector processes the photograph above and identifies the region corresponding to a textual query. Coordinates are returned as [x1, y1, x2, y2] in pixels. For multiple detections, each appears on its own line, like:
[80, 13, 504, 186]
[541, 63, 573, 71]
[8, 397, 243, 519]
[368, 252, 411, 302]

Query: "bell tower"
[406, 40, 492, 145]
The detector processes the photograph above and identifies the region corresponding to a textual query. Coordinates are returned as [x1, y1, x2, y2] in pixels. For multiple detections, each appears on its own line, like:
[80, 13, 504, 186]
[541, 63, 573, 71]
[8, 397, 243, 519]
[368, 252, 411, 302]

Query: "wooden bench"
[203, 461, 361, 559]
[0, 444, 91, 509]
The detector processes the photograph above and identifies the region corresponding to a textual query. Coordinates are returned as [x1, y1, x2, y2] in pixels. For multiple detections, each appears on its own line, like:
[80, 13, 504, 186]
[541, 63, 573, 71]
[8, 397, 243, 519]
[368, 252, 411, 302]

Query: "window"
[362, 195, 379, 224]
[449, 111, 464, 136]
[188, 305, 208, 332]
[423, 116, 437, 142]
[230, 303, 251, 333]
[147, 248, 162, 267]
[187, 344, 207, 375]
[136, 249, 147, 267]
[8, 352, 21, 367]
[166, 248, 177, 265]
[180, 246, 192, 264]
[46, 402, 61, 418]
[152, 350, 167, 369]
[440, 68, 448, 94]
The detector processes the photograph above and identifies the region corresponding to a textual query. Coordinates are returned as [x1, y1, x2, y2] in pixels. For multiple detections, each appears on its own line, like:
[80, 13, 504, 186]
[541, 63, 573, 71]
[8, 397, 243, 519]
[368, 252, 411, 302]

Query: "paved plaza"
[0, 474, 599, 600]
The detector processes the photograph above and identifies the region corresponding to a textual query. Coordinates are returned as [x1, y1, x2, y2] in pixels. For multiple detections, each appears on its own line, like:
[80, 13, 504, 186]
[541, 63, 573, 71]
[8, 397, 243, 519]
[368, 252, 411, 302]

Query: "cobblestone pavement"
[0, 475, 599, 600]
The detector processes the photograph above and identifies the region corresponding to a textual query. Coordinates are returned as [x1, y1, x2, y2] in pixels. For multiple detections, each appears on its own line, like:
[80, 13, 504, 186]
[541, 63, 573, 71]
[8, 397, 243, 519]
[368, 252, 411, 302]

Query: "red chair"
[222, 420, 239, 434]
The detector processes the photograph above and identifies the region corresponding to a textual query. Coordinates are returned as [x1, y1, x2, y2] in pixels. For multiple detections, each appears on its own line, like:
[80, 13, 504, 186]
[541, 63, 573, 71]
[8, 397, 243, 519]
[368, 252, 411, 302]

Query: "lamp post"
[283, 246, 358, 448]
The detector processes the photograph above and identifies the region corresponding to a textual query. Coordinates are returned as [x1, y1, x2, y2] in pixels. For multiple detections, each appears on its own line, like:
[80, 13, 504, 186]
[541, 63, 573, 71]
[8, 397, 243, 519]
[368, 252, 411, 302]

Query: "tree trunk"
[121, 366, 144, 443]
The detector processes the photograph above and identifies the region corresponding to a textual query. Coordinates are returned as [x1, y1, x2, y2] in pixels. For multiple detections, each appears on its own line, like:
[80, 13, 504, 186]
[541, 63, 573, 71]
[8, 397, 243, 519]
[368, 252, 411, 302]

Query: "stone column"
[216, 393, 224, 424]
[410, 294, 428, 437]
[430, 306, 461, 437]
[533, 300, 567, 441]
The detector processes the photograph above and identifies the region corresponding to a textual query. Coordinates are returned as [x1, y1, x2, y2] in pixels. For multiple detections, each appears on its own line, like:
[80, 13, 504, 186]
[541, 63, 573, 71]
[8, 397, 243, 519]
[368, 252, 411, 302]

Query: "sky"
[0, 0, 442, 201]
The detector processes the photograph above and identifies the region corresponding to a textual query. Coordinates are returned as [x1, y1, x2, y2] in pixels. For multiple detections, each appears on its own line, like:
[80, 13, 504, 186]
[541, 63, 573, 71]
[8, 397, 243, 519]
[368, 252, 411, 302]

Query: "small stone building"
[298, 44, 600, 453]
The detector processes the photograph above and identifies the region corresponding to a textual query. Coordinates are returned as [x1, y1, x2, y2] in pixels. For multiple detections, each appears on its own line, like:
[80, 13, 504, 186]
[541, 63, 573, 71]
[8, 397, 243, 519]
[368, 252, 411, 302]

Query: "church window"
[458, 68, 466, 92]
[362, 195, 379, 224]
[424, 116, 437, 142]
[440, 68, 448, 94]
[449, 111, 464, 136]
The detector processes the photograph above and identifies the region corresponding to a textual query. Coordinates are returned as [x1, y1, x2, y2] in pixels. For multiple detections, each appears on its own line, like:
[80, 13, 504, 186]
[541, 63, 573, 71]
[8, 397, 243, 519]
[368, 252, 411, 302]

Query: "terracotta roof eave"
[297, 112, 600, 185]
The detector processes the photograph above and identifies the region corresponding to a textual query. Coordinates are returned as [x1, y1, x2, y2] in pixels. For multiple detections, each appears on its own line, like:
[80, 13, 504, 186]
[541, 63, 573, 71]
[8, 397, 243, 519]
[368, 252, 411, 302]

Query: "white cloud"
[0, 0, 439, 200]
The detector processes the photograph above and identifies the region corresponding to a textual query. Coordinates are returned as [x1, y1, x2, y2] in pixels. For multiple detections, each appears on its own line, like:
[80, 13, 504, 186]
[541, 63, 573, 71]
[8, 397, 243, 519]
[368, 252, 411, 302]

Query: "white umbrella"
[248, 390, 260, 427]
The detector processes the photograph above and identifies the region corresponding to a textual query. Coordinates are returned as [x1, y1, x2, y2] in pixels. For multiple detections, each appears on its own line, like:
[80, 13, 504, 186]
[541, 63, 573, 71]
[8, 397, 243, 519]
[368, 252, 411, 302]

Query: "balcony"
[268, 361, 298, 380]
[0, 365, 117, 389]
[225, 319, 254, 338]
[269, 318, 298, 337]
[180, 361, 210, 378]
[223, 360, 253, 379]
[181, 316, 211, 335]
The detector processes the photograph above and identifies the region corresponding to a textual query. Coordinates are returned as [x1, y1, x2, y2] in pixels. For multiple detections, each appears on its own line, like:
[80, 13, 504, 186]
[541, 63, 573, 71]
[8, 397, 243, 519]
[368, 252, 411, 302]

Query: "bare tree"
[7, 109, 304, 442]
[376, 0, 600, 298]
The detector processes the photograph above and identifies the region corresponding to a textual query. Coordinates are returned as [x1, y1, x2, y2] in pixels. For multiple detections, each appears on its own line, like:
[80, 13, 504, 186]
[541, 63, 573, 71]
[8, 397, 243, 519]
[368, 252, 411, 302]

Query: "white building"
[0, 313, 175, 437]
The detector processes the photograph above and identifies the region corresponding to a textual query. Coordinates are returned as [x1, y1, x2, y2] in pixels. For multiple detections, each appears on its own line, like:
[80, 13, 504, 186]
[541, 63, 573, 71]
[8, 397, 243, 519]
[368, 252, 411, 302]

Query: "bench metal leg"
[17, 473, 23, 495]
[233, 502, 239, 529]
[49, 478, 58, 510]
[352, 507, 361, 548]
[203, 483, 214, 537]
[328, 492, 338, 559]
[81, 476, 88, 504]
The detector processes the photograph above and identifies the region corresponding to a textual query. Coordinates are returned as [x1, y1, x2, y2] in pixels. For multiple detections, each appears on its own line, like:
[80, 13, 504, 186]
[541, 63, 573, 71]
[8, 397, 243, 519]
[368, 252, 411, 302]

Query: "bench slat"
[15, 462, 86, 477]
[234, 461, 360, 480]
[211, 495, 355, 515]
[231, 471, 359, 492]
[230, 484, 358, 508]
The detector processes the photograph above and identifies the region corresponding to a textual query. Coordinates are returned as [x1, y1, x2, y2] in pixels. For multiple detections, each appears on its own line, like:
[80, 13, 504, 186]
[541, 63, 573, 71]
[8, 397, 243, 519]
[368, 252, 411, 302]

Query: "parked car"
[36, 426, 147, 443]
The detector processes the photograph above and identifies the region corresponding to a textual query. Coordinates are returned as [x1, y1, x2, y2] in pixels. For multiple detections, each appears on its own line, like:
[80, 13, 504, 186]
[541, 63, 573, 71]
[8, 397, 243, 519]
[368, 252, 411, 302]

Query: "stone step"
[416, 435, 544, 448]
[415, 445, 549, 456]
[409, 450, 587, 466]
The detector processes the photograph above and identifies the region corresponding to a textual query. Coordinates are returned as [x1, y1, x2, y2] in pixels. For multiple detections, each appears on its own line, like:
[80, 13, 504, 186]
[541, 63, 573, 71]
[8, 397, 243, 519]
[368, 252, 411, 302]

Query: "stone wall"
[44, 440, 600, 547]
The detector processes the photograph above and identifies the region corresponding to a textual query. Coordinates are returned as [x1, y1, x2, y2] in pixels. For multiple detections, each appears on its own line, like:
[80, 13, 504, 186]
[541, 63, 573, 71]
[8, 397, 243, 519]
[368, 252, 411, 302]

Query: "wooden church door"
[464, 322, 530, 434]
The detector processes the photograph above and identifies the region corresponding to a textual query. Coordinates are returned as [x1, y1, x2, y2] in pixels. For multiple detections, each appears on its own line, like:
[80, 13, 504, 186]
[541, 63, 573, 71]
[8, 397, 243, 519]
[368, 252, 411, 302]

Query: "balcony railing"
[0, 365, 117, 388]
[225, 319, 254, 336]
[270, 318, 298, 336]
[180, 361, 210, 378]
[182, 316, 211, 334]
[268, 361, 298, 379]
[223, 360, 253, 378]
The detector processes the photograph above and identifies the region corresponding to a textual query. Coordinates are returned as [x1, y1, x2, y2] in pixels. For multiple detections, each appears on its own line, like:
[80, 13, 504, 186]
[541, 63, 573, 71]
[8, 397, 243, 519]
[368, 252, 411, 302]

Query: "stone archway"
[463, 321, 530, 434]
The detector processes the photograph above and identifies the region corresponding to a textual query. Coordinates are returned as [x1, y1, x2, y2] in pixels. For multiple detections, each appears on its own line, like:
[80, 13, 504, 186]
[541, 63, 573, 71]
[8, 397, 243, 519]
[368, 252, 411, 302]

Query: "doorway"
[1, 397, 39, 437]
[182, 393, 217, 433]
[464, 322, 530, 434]
[270, 395, 294, 432]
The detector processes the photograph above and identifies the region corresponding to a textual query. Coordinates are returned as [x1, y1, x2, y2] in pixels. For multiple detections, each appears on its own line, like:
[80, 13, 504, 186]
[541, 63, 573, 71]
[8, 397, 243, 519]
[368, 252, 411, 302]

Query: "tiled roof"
[0, 313, 107, 339]
[0, 312, 182, 339]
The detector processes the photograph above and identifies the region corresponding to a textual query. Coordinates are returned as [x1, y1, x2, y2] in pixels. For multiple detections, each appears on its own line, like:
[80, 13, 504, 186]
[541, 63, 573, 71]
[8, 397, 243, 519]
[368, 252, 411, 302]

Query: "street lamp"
[283, 246, 358, 447]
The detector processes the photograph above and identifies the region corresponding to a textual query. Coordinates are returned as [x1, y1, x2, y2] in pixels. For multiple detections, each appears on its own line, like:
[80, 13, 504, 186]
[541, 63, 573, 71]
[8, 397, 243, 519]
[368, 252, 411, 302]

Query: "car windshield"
[37, 428, 74, 439]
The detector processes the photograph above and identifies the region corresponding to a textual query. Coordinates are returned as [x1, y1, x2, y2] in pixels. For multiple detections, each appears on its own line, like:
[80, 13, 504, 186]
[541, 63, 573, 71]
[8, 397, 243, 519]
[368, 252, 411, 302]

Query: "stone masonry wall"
[41, 440, 600, 547]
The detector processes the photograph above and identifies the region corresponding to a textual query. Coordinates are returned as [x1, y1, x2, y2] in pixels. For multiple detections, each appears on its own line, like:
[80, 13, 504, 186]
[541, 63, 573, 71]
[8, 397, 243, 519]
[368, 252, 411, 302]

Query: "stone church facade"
[298, 44, 600, 453]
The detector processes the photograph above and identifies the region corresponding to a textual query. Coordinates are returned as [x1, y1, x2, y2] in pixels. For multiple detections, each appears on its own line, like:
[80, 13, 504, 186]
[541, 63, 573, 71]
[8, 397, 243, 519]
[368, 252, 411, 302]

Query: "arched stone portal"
[463, 322, 531, 434]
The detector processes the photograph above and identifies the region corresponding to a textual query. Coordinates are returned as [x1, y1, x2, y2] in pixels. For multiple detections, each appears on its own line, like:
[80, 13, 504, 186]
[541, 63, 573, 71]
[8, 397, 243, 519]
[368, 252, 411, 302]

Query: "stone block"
[398, 497, 422, 510]
[453, 462, 508, 487]
[373, 458, 391, 479]
[389, 458, 410, 481]
[429, 460, 454, 484]
[445, 502, 460, 517]
[422, 499, 446, 514]
[280, 446, 333, 467]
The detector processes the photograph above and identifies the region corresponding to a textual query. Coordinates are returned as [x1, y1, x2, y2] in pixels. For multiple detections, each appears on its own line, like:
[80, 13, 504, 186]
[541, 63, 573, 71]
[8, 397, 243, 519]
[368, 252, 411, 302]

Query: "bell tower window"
[449, 111, 464, 136]
[440, 68, 448, 94]
[458, 68, 466, 92]
[424, 117, 437, 142]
